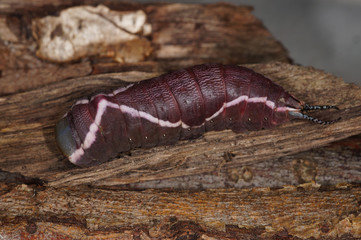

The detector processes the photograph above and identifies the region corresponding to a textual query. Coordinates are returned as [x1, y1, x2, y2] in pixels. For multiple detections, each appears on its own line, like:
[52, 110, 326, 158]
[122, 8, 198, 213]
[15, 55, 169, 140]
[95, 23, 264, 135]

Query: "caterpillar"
[56, 64, 339, 167]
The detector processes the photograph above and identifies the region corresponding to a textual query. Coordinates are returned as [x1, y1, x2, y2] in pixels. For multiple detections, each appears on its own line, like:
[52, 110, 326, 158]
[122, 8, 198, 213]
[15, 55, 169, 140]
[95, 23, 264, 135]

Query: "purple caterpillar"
[56, 64, 339, 167]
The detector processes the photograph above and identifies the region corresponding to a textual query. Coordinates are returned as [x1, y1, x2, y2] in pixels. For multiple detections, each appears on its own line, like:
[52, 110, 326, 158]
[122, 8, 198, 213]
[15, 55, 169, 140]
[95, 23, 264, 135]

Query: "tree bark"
[0, 2, 289, 95]
[0, 182, 360, 239]
[128, 136, 361, 189]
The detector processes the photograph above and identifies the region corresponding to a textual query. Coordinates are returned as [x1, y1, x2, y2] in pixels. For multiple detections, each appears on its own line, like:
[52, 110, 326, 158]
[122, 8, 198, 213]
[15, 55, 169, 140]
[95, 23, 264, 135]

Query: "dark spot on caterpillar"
[55, 63, 340, 167]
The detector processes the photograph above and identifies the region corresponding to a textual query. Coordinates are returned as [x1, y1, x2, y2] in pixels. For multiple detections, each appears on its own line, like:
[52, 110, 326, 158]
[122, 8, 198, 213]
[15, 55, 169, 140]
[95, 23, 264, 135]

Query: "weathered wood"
[129, 136, 361, 189]
[0, 0, 141, 14]
[0, 182, 360, 239]
[0, 2, 290, 95]
[147, 3, 290, 70]
[1, 62, 361, 188]
[0, 18, 92, 95]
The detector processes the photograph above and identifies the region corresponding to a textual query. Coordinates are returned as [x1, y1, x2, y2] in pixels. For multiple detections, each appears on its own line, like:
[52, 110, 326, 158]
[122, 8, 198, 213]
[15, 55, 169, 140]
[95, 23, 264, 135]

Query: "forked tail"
[289, 104, 341, 125]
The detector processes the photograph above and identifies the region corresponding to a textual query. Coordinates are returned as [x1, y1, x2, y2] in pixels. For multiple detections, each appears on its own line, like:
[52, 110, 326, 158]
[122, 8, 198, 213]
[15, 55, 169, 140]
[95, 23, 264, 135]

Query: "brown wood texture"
[0, 15, 93, 95]
[0, 182, 360, 239]
[1, 62, 361, 188]
[0, 0, 142, 14]
[146, 3, 290, 70]
[129, 137, 361, 189]
[0, 2, 290, 95]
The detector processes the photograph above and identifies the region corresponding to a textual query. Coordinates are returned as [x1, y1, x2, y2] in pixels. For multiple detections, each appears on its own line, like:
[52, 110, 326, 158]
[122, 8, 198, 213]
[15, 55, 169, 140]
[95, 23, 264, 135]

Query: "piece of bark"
[93, 2, 291, 73]
[128, 136, 361, 189]
[1, 62, 361, 188]
[0, 2, 291, 94]
[0, 0, 142, 14]
[0, 60, 92, 96]
[147, 3, 290, 70]
[32, 5, 152, 63]
[0, 31, 92, 95]
[0, 182, 360, 239]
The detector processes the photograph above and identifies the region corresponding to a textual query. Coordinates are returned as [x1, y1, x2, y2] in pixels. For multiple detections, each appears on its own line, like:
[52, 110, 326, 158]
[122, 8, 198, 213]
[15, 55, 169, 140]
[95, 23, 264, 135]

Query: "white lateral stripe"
[226, 95, 249, 108]
[121, 104, 187, 128]
[73, 99, 89, 106]
[69, 95, 295, 163]
[112, 84, 134, 95]
[248, 97, 267, 102]
[277, 106, 296, 112]
[206, 104, 225, 121]
[73, 85, 135, 105]
[69, 147, 85, 165]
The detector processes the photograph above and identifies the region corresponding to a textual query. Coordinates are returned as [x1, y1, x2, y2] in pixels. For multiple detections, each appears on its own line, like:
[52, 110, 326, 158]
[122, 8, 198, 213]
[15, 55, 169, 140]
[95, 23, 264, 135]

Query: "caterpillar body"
[56, 64, 338, 167]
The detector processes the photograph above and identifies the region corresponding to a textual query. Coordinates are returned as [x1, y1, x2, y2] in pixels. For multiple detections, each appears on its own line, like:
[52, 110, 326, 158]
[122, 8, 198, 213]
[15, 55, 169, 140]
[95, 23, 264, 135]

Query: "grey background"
[136, 0, 361, 84]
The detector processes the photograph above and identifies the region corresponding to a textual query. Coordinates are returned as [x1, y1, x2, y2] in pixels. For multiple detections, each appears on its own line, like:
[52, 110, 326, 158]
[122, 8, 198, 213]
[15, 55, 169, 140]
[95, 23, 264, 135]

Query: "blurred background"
[136, 0, 361, 84]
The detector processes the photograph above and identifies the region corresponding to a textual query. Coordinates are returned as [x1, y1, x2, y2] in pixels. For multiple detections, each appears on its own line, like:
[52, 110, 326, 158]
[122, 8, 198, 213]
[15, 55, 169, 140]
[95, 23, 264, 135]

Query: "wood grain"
[1, 62, 361, 187]
[0, 182, 360, 239]
[0, 2, 290, 94]
[147, 3, 290, 70]
[128, 137, 361, 189]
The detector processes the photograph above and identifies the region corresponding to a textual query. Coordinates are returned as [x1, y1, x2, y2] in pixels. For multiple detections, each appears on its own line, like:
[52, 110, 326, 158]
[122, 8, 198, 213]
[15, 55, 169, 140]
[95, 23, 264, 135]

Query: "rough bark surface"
[0, 183, 360, 239]
[146, 3, 290, 70]
[0, 1, 289, 95]
[129, 136, 361, 189]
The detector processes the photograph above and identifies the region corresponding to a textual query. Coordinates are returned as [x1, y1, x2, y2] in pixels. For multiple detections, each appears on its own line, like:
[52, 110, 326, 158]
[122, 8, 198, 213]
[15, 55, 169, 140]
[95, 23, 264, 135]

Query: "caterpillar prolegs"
[55, 64, 339, 167]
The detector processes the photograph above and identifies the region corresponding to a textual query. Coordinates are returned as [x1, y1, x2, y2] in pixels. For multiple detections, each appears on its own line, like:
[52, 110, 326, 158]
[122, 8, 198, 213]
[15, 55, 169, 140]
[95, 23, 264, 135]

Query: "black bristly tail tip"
[289, 103, 341, 125]
[303, 104, 339, 111]
[300, 113, 341, 125]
